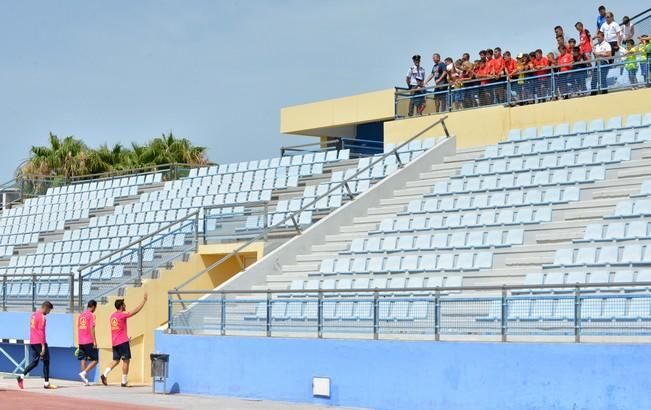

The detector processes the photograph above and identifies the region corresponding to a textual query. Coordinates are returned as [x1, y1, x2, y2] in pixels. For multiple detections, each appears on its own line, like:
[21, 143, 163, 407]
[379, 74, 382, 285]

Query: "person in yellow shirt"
[622, 39, 638, 86]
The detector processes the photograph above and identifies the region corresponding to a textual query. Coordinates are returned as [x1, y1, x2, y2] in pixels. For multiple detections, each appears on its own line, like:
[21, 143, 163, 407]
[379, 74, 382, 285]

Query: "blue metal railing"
[395, 55, 651, 119]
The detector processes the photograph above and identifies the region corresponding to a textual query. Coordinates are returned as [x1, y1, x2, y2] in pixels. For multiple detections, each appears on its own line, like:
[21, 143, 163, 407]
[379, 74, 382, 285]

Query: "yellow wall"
[280, 89, 395, 136]
[385, 88, 651, 149]
[73, 242, 264, 385]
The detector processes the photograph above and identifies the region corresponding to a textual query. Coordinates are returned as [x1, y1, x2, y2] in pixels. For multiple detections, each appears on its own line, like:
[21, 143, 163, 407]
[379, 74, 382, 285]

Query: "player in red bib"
[17, 301, 56, 389]
[101, 293, 147, 387]
[77, 299, 98, 385]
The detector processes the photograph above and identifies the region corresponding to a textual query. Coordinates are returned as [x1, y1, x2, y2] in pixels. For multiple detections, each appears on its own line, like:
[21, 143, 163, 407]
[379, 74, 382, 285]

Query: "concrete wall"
[385, 88, 651, 149]
[220, 135, 456, 291]
[156, 332, 651, 410]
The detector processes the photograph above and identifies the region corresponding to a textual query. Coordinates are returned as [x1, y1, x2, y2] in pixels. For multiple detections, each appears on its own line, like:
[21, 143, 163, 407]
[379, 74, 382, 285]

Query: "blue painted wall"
[0, 311, 86, 381]
[0, 312, 75, 347]
[156, 331, 651, 410]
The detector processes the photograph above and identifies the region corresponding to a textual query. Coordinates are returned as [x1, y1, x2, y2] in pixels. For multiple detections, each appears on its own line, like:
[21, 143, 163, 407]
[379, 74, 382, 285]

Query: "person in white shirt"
[405, 55, 426, 116]
[599, 11, 622, 55]
[594, 31, 613, 93]
[622, 16, 635, 42]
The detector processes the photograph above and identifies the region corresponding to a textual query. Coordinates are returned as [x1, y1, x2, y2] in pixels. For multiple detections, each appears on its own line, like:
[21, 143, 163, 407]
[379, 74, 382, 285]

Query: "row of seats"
[1, 197, 112, 220]
[523, 270, 650, 288]
[315, 252, 493, 276]
[580, 221, 651, 242]
[404, 187, 580, 215]
[460, 147, 630, 176]
[288, 275, 462, 292]
[239, 211, 313, 231]
[376, 207, 552, 233]
[167, 172, 300, 193]
[491, 128, 650, 159]
[45, 173, 161, 196]
[343, 230, 524, 254]
[0, 281, 91, 298]
[611, 199, 651, 218]
[430, 165, 606, 196]
[551, 245, 651, 267]
[506, 114, 651, 141]
[482, 297, 651, 321]
[187, 149, 350, 177]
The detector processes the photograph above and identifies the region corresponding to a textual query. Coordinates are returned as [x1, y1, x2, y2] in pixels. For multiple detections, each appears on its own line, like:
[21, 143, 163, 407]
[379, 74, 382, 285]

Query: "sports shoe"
[121, 383, 128, 388]
[79, 372, 89, 385]
[44, 384, 58, 389]
[17, 376, 24, 389]
[100, 374, 108, 386]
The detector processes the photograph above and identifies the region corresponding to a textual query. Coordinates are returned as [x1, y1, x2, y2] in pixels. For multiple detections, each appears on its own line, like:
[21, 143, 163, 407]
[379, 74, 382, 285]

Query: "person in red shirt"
[475, 51, 491, 106]
[491, 47, 507, 103]
[503, 51, 517, 104]
[557, 45, 574, 97]
[101, 293, 147, 387]
[77, 299, 98, 385]
[532, 49, 550, 101]
[575, 22, 593, 59]
[17, 301, 56, 389]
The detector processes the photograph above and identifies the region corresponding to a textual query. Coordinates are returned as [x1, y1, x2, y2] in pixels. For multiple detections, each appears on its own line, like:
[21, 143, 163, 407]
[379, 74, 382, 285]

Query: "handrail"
[280, 137, 383, 156]
[168, 281, 651, 296]
[628, 7, 651, 23]
[173, 116, 451, 293]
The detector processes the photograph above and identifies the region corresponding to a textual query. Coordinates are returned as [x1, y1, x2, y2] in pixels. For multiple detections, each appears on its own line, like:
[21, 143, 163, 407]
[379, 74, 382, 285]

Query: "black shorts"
[78, 343, 99, 361]
[112, 341, 131, 361]
[30, 343, 49, 361]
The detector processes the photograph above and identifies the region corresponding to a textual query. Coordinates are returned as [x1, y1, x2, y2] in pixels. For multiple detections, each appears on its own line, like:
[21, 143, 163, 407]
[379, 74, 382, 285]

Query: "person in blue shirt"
[596, 5, 607, 31]
[425, 53, 449, 113]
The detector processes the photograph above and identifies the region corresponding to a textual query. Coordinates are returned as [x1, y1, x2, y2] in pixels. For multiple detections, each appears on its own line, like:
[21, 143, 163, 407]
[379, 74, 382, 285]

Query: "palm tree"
[17, 131, 210, 182]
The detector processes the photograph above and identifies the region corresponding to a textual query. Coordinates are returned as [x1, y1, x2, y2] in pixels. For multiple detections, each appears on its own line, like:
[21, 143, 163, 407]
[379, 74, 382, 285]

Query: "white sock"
[104, 368, 111, 377]
[19, 375, 24, 380]
[80, 370, 87, 376]
[44, 381, 49, 387]
[121, 375, 127, 384]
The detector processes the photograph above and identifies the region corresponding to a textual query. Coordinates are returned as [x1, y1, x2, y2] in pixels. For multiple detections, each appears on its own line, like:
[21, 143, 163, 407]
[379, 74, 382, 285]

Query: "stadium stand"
[0, 141, 435, 309]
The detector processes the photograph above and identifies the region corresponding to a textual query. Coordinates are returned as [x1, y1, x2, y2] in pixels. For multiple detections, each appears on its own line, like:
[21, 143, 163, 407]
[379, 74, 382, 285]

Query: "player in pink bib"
[17, 301, 56, 389]
[77, 300, 98, 385]
[101, 293, 147, 387]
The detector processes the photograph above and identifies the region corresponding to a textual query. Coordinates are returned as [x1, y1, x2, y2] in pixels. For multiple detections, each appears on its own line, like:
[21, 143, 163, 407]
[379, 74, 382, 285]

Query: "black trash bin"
[150, 353, 169, 394]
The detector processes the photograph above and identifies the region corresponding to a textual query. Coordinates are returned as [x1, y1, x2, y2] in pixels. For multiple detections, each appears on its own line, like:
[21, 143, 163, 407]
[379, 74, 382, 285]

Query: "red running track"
[0, 388, 169, 410]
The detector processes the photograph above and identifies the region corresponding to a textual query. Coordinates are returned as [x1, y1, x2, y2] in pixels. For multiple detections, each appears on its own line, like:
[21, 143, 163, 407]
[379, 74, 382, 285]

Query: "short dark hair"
[535, 48, 543, 54]
[114, 299, 125, 310]
[554, 25, 563, 31]
[598, 5, 606, 11]
[626, 39, 635, 46]
[494, 47, 501, 52]
[568, 38, 577, 44]
[41, 301, 53, 309]
[486, 49, 494, 55]
[504, 51, 511, 56]
[572, 46, 581, 53]
[87, 300, 97, 309]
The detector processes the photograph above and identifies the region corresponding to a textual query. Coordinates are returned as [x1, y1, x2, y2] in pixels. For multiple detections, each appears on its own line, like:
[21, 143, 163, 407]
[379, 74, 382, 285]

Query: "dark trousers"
[23, 343, 49, 381]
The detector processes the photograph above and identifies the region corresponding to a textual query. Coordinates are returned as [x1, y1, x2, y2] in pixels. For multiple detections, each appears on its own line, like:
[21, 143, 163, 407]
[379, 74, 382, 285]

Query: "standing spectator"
[623, 39, 638, 86]
[572, 46, 590, 95]
[491, 47, 506, 103]
[503, 51, 518, 103]
[600, 11, 622, 56]
[568, 38, 577, 51]
[459, 61, 475, 108]
[596, 5, 607, 32]
[425, 53, 449, 113]
[475, 50, 492, 106]
[557, 45, 574, 97]
[575, 22, 593, 59]
[514, 53, 529, 103]
[532, 49, 550, 101]
[639, 36, 650, 85]
[622, 16, 635, 42]
[405, 55, 426, 117]
[462, 53, 470, 63]
[555, 26, 565, 41]
[594, 30, 613, 93]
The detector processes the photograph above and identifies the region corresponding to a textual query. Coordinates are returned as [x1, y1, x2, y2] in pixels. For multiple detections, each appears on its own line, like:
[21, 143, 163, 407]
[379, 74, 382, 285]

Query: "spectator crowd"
[404, 5, 651, 116]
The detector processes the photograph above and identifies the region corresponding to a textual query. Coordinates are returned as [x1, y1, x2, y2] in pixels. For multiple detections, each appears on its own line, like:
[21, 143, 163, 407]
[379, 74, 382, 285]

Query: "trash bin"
[150, 353, 169, 394]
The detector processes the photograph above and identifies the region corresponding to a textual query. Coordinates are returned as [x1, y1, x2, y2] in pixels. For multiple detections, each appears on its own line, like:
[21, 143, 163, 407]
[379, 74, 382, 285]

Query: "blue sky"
[0, 0, 644, 179]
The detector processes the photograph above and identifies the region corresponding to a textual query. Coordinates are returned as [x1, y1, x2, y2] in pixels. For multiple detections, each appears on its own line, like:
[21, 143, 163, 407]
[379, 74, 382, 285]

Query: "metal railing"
[170, 117, 450, 296]
[1, 273, 75, 312]
[396, 54, 651, 119]
[168, 281, 651, 342]
[281, 137, 384, 158]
